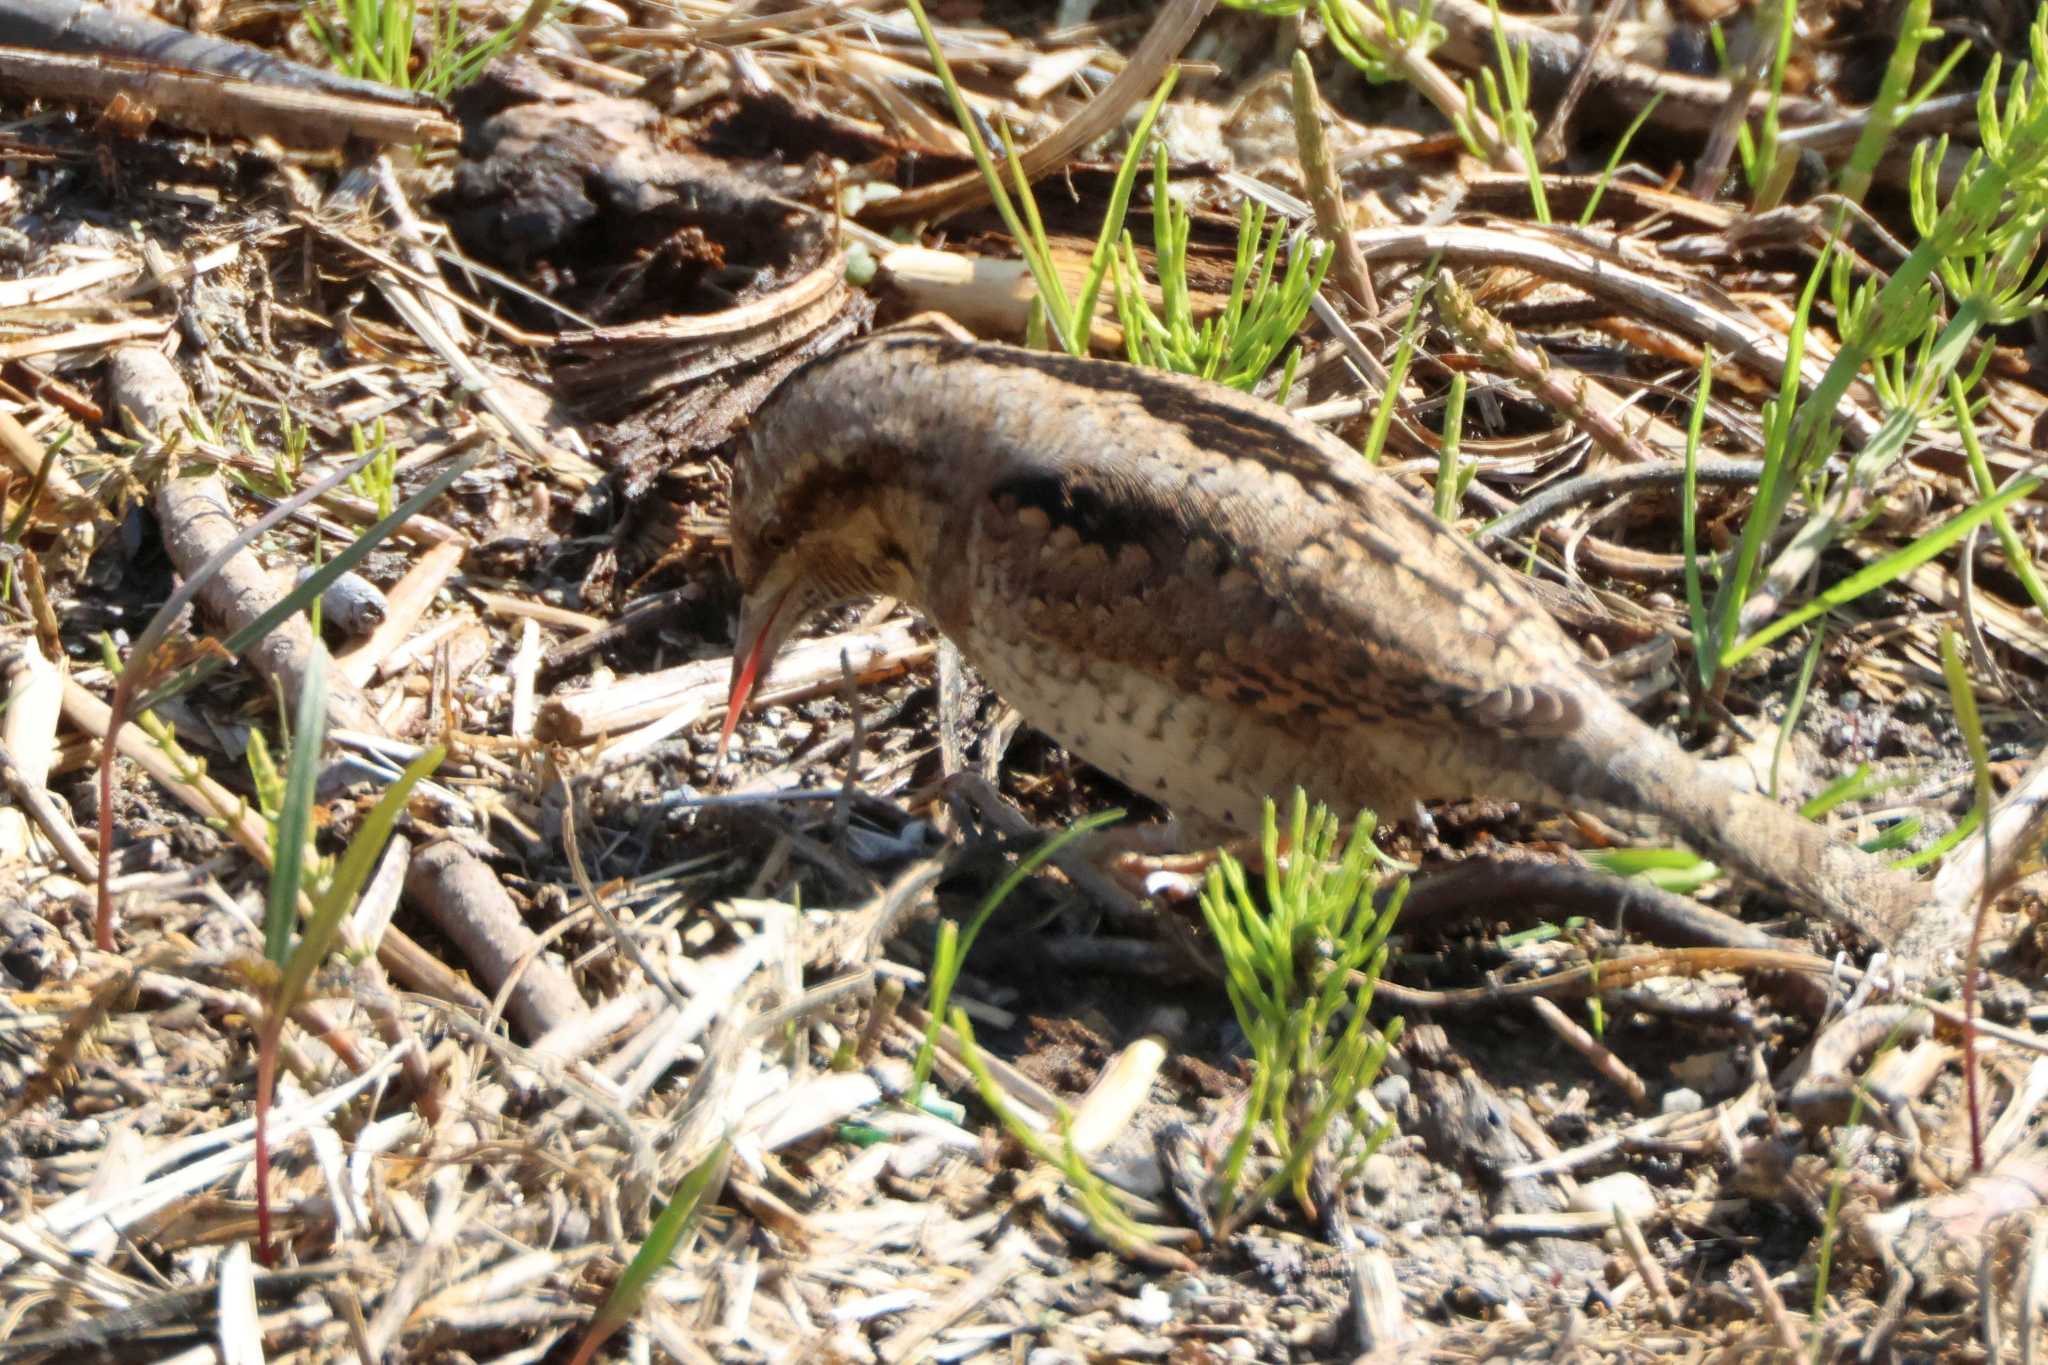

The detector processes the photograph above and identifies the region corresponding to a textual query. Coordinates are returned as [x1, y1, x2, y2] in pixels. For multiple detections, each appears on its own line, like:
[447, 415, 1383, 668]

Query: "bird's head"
[717, 348, 937, 761]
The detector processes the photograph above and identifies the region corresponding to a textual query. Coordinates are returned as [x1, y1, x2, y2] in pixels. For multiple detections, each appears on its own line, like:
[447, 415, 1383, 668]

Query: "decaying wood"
[876, 246, 1128, 350]
[0, 0, 438, 104]
[542, 618, 929, 747]
[157, 477, 376, 733]
[403, 837, 588, 1040]
[0, 46, 458, 148]
[0, 640, 69, 869]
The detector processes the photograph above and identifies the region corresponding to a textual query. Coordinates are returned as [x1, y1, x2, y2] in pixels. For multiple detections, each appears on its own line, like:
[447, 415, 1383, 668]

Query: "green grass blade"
[1681, 349, 1715, 694]
[1578, 93, 1663, 226]
[1710, 236, 1837, 658]
[277, 743, 445, 1012]
[1890, 805, 1982, 869]
[1951, 373, 2048, 615]
[1799, 763, 1910, 819]
[262, 652, 329, 963]
[135, 449, 481, 715]
[569, 1138, 732, 1365]
[1838, 0, 1937, 207]
[1581, 847, 1721, 894]
[1724, 474, 2043, 665]
[1362, 276, 1429, 462]
[1434, 372, 1466, 522]
[996, 117, 1076, 348]
[1072, 69, 1180, 345]
[913, 808, 1123, 1094]
[1941, 626, 1994, 865]
[899, 0, 1073, 348]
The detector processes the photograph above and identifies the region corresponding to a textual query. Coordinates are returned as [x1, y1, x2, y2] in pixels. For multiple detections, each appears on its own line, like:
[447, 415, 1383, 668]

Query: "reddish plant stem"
[255, 1022, 280, 1266]
[1964, 895, 1989, 1172]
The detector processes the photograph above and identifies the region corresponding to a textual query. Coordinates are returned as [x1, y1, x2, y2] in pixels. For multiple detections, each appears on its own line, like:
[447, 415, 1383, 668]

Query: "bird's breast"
[951, 616, 1281, 829]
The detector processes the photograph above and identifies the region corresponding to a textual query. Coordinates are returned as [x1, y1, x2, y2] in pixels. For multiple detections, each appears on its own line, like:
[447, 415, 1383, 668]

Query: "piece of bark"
[104, 343, 188, 433]
[0, 0, 438, 104]
[403, 838, 587, 1040]
[155, 475, 376, 735]
[0, 46, 457, 148]
[437, 76, 822, 280]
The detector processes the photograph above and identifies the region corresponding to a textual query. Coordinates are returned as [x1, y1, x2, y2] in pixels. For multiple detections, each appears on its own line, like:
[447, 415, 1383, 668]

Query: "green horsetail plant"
[1952, 373, 2048, 618]
[1203, 793, 1403, 1237]
[1453, 0, 1548, 221]
[1112, 145, 1331, 394]
[1710, 0, 2041, 683]
[307, 0, 557, 98]
[346, 419, 399, 520]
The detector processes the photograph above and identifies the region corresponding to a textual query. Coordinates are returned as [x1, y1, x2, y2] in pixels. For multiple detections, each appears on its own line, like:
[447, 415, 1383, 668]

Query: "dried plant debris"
[439, 62, 829, 316]
[0, 0, 2045, 1361]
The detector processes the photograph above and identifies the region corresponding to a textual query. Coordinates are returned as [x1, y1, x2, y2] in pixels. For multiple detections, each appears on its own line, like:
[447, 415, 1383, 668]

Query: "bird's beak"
[717, 584, 794, 765]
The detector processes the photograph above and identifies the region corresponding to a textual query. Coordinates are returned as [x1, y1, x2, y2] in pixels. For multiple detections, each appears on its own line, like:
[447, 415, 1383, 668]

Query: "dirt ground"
[1, 0, 2046, 1360]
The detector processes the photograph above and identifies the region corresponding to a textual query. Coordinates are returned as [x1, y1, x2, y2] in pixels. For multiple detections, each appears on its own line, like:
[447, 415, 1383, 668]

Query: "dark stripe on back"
[862, 333, 1357, 497]
[988, 470, 1159, 558]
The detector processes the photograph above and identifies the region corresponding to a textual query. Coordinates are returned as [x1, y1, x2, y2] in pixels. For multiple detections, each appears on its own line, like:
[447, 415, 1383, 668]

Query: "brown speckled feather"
[729, 329, 1932, 950]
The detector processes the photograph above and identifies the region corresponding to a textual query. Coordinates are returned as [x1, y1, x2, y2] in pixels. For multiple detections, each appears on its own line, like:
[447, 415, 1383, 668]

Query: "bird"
[718, 326, 1930, 951]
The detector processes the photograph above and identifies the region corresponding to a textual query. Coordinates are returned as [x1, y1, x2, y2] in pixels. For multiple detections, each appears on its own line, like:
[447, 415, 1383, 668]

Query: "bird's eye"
[763, 526, 793, 554]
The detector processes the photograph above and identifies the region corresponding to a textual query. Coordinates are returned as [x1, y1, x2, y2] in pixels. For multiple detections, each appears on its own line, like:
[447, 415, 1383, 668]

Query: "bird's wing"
[969, 436, 1594, 742]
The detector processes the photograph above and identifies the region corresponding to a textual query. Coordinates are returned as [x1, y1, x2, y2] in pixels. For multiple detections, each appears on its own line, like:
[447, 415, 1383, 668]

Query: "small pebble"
[1661, 1087, 1705, 1116]
[1372, 1073, 1410, 1110]
[867, 1057, 914, 1099]
[1122, 1283, 1172, 1328]
[1569, 1172, 1657, 1222]
[1359, 1152, 1399, 1197]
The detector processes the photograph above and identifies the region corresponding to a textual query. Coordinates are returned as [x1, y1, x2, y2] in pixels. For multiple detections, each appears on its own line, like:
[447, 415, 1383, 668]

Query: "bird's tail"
[1560, 700, 1930, 951]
